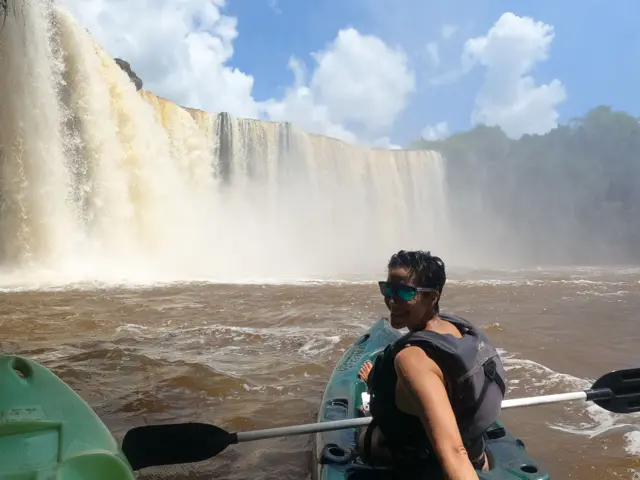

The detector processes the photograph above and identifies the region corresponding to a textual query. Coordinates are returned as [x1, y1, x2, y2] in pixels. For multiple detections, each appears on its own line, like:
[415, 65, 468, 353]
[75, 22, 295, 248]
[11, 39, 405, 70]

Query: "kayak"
[0, 355, 135, 479]
[312, 317, 552, 479]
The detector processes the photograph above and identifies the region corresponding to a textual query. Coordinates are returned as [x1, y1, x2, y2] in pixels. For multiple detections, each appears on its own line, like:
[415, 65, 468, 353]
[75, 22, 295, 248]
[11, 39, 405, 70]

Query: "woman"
[357, 250, 507, 480]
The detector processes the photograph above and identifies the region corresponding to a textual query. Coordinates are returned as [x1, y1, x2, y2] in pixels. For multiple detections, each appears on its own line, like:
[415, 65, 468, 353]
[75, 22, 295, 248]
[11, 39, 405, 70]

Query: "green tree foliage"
[410, 106, 640, 265]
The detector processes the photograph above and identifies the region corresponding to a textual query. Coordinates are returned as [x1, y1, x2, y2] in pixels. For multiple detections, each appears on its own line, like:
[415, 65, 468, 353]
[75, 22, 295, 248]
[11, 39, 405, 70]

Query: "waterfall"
[0, 1, 451, 286]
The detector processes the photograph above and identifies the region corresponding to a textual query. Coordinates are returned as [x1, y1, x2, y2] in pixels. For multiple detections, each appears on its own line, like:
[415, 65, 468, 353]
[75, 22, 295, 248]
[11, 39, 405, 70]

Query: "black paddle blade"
[121, 422, 238, 470]
[588, 368, 640, 414]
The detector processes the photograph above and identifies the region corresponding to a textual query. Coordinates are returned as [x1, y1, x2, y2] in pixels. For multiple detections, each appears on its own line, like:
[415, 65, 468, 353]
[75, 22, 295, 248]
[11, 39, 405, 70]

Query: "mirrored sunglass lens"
[397, 285, 415, 301]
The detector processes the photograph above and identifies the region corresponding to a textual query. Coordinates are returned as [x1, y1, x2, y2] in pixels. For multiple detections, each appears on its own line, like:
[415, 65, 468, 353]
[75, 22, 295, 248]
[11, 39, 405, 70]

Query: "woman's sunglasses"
[378, 281, 437, 301]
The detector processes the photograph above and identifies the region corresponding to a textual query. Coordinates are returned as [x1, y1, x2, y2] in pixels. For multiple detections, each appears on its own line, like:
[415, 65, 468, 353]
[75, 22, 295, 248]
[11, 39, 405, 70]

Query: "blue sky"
[65, 0, 640, 148]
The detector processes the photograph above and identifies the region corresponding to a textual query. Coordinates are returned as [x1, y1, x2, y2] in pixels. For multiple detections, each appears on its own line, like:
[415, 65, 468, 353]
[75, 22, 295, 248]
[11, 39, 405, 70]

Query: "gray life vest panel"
[367, 313, 507, 462]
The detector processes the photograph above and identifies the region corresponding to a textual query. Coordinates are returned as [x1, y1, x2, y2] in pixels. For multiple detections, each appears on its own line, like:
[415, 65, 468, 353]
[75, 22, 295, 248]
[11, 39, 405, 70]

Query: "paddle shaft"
[237, 416, 371, 442]
[502, 391, 586, 409]
[121, 366, 640, 470]
[235, 387, 610, 443]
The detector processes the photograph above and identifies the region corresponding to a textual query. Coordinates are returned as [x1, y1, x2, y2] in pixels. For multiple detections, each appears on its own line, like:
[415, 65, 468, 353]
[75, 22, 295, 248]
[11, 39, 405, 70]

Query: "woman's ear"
[432, 292, 440, 308]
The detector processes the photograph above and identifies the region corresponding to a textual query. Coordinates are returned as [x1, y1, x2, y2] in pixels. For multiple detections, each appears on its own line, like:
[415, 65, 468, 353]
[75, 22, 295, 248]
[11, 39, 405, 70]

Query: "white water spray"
[0, 1, 452, 287]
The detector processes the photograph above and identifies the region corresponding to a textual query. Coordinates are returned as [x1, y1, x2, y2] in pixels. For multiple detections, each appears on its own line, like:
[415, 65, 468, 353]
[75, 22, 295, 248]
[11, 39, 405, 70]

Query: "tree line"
[409, 106, 640, 265]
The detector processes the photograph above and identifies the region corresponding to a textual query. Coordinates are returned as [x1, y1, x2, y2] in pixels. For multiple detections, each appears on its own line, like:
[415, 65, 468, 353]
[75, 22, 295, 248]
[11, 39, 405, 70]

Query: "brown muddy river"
[1, 267, 640, 479]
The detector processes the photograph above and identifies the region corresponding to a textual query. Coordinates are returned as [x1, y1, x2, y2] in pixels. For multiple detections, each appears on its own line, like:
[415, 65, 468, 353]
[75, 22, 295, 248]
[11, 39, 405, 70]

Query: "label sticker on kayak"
[0, 406, 46, 423]
[361, 392, 370, 413]
[337, 345, 366, 372]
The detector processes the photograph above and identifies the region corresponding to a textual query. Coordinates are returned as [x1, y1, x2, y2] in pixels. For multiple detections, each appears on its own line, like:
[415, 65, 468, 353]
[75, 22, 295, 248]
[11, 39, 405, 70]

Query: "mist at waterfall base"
[0, 1, 635, 289]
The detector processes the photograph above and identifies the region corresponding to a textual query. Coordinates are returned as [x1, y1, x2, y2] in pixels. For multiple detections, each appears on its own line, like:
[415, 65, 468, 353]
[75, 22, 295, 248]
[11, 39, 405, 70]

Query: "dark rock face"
[114, 58, 143, 91]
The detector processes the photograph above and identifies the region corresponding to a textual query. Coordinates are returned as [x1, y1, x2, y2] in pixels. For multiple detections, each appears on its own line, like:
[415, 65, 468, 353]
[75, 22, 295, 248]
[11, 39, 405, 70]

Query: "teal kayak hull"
[0, 355, 135, 479]
[312, 317, 551, 479]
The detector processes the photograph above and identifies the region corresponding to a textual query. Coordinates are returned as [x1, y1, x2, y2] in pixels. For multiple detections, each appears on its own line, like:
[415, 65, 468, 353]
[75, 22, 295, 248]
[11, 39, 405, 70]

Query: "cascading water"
[0, 0, 78, 270]
[0, 1, 452, 286]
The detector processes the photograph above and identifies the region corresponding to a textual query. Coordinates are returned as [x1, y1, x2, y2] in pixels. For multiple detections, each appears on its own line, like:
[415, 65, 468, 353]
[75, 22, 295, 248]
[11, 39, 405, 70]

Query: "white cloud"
[372, 136, 402, 150]
[304, 28, 415, 136]
[421, 121, 449, 141]
[462, 12, 566, 138]
[61, 0, 261, 118]
[267, 0, 281, 15]
[426, 41, 440, 67]
[60, 0, 415, 147]
[441, 24, 457, 40]
[261, 58, 359, 144]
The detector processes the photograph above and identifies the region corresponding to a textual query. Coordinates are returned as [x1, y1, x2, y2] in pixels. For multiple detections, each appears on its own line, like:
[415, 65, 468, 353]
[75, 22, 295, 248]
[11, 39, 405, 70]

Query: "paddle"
[121, 367, 640, 470]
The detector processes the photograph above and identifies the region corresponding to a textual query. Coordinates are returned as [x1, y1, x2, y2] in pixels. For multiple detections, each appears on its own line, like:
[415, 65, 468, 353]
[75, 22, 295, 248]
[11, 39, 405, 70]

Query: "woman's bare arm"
[394, 346, 479, 480]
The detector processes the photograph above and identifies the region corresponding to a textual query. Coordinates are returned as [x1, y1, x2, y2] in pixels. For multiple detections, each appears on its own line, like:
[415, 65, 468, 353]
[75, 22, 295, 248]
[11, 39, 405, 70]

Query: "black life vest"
[367, 313, 507, 463]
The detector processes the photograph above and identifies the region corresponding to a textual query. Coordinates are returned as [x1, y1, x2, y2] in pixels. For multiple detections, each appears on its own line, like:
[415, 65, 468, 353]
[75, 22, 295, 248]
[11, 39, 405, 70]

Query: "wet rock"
[114, 58, 143, 91]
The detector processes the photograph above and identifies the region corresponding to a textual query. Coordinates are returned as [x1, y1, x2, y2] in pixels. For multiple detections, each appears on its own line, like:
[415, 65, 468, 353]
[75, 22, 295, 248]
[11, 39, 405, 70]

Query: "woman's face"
[382, 267, 439, 330]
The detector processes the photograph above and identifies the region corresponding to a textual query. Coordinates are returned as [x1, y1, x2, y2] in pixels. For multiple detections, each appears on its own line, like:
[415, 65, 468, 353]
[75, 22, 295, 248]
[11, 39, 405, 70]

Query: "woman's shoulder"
[394, 344, 444, 379]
